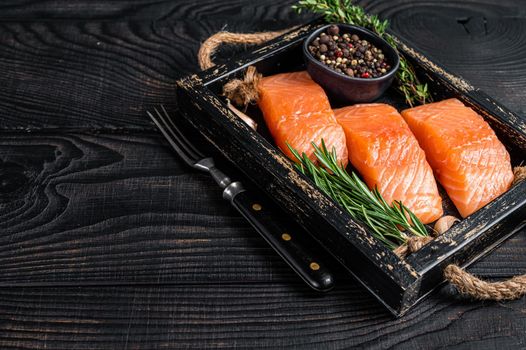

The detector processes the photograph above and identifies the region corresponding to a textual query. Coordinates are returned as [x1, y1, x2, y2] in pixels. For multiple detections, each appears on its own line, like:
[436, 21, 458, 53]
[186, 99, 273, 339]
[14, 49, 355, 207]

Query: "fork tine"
[147, 108, 200, 166]
[159, 105, 205, 159]
[153, 107, 202, 162]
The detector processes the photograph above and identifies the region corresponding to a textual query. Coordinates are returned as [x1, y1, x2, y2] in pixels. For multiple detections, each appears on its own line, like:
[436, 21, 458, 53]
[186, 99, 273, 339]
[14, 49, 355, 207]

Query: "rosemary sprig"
[293, 0, 432, 106]
[288, 141, 428, 250]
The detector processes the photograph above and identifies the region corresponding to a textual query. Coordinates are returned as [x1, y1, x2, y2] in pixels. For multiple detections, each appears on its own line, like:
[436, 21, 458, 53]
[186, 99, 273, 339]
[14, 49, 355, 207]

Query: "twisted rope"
[222, 66, 261, 107]
[444, 265, 526, 300]
[198, 30, 288, 70]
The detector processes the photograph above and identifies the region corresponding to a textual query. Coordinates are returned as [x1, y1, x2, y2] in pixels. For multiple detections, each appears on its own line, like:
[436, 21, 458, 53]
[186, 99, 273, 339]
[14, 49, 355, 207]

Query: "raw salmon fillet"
[401, 98, 514, 218]
[334, 103, 443, 224]
[258, 71, 348, 166]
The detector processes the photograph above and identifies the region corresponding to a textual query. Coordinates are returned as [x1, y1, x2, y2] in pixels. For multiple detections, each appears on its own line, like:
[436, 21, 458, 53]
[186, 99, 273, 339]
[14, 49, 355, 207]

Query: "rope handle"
[444, 265, 526, 300]
[443, 167, 525, 300]
[198, 29, 289, 70]
[198, 29, 526, 301]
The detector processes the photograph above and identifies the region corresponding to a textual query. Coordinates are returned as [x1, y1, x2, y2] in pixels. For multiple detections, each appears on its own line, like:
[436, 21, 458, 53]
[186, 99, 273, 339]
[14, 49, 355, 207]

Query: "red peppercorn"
[311, 28, 390, 78]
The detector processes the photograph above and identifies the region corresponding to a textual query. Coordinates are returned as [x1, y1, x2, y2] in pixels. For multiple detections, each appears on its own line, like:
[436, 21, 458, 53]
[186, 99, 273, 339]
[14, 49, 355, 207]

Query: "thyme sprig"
[288, 141, 428, 250]
[293, 0, 431, 106]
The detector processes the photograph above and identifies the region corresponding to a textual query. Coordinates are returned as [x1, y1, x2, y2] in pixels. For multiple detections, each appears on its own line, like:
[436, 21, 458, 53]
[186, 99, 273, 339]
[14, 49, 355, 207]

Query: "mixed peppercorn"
[308, 25, 392, 79]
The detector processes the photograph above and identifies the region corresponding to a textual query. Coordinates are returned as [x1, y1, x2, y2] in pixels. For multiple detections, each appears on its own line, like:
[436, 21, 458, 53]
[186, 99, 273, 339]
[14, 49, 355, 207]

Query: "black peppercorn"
[328, 25, 339, 36]
[309, 28, 391, 79]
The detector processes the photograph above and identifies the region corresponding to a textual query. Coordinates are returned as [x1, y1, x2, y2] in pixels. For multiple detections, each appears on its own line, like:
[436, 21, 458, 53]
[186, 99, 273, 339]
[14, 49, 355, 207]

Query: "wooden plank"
[0, 19, 186, 130]
[0, 0, 305, 21]
[0, 132, 342, 285]
[0, 0, 521, 21]
[0, 0, 524, 346]
[0, 1, 524, 131]
[0, 283, 524, 349]
[0, 131, 524, 286]
[0, 0, 311, 131]
[0, 18, 312, 131]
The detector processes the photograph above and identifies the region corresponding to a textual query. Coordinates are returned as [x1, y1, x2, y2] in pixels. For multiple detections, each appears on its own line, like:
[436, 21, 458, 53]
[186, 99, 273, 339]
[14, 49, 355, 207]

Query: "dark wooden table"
[1, 1, 525, 348]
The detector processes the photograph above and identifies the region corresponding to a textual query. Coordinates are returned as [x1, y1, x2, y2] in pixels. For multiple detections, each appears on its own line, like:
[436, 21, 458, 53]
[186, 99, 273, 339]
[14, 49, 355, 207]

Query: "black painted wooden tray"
[176, 21, 526, 316]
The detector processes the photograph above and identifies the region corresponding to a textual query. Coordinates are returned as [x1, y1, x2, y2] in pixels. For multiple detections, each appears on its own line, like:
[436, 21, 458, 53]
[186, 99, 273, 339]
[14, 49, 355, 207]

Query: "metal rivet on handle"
[252, 203, 262, 211]
[281, 233, 291, 241]
[310, 262, 320, 271]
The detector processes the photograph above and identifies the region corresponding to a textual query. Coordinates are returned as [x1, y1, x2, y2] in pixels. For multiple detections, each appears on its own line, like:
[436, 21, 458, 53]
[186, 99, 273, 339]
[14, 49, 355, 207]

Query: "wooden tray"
[176, 21, 526, 316]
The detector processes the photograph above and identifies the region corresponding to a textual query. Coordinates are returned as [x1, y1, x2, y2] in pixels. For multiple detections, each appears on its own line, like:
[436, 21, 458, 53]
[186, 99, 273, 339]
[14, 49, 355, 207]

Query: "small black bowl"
[303, 24, 400, 103]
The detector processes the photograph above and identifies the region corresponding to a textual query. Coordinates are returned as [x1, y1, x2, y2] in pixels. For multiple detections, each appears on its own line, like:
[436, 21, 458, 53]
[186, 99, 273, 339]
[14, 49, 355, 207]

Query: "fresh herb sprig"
[293, 0, 431, 106]
[288, 141, 428, 250]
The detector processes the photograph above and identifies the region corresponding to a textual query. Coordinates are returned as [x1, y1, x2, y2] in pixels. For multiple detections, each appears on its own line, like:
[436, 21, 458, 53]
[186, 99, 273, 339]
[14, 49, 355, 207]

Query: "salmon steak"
[258, 71, 348, 166]
[334, 103, 443, 224]
[401, 98, 514, 218]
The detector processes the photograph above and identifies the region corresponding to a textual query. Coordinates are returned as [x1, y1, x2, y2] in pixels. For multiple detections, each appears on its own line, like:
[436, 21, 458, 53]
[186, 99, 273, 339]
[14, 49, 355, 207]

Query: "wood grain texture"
[0, 284, 524, 349]
[0, 0, 303, 21]
[0, 0, 525, 348]
[0, 131, 523, 286]
[0, 0, 310, 131]
[0, 20, 189, 130]
[1, 0, 525, 130]
[0, 132, 311, 285]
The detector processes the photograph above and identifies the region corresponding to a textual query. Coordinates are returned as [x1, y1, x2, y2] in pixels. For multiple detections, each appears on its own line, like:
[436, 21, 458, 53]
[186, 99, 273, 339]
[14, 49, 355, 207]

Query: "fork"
[148, 106, 334, 292]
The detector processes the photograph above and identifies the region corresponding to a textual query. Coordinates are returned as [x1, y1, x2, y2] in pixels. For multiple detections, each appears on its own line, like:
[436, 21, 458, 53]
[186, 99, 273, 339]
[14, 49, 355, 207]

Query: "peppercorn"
[308, 27, 392, 79]
[328, 25, 339, 36]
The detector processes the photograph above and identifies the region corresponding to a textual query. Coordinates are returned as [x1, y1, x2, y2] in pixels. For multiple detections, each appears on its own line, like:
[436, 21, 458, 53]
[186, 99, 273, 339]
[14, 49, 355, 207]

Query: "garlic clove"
[227, 100, 257, 131]
[433, 215, 460, 236]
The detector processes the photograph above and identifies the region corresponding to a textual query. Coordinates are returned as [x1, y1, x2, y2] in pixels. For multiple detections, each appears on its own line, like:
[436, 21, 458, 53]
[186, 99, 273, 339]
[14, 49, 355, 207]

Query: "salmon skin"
[334, 103, 443, 224]
[401, 98, 514, 218]
[258, 71, 348, 166]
